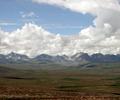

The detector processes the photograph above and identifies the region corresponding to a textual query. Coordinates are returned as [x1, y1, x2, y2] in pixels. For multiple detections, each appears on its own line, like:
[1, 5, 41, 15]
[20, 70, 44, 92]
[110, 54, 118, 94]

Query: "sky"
[0, 0, 94, 35]
[0, 0, 120, 57]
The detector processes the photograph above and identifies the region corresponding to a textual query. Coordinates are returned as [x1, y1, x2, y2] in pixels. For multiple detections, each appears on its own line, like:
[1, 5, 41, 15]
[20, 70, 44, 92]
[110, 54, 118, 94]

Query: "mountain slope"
[0, 52, 120, 65]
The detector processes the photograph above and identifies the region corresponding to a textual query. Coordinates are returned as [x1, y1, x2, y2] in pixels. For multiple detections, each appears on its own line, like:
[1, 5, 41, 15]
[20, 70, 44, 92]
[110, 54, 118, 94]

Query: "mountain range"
[0, 52, 120, 65]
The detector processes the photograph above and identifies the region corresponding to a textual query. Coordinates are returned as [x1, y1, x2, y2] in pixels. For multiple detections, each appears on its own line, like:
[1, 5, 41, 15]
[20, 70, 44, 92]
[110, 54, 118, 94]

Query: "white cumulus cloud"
[20, 11, 38, 18]
[0, 0, 120, 57]
[31, 0, 120, 55]
[0, 23, 66, 57]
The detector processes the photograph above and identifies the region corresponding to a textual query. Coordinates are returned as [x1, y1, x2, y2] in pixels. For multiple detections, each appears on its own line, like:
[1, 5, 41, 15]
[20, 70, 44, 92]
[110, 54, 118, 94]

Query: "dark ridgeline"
[0, 52, 120, 64]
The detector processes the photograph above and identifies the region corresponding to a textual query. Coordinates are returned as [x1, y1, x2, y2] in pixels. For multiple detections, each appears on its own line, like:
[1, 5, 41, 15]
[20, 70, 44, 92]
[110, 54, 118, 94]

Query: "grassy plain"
[0, 63, 119, 99]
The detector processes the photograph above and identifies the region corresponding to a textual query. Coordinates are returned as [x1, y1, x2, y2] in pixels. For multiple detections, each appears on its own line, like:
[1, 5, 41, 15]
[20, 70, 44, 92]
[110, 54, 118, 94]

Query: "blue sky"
[0, 0, 120, 56]
[0, 0, 94, 35]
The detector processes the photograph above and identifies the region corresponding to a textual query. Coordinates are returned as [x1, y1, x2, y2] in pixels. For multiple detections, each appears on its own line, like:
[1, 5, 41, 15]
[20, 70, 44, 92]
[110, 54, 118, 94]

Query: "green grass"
[63, 77, 80, 81]
[0, 63, 119, 98]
